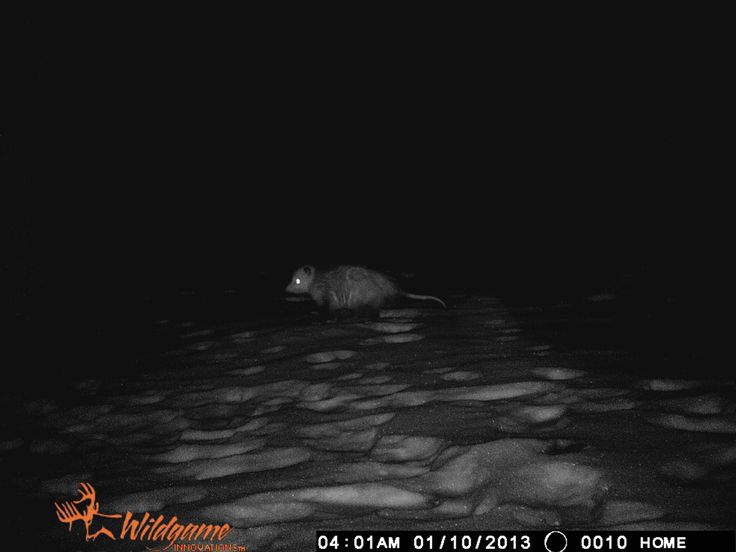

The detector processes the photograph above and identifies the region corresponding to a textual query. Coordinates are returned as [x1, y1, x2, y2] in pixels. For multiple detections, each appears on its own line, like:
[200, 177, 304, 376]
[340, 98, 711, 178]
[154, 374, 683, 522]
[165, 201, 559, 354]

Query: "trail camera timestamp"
[316, 531, 735, 552]
[318, 533, 400, 550]
[317, 532, 533, 551]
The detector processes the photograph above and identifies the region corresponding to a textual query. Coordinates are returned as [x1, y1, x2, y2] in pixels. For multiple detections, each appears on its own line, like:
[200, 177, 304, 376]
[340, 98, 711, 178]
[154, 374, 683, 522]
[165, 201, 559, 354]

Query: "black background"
[2, 12, 727, 376]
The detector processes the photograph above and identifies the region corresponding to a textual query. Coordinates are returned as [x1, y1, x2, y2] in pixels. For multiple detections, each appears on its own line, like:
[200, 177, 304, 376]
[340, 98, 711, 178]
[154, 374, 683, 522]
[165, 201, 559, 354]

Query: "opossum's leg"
[332, 308, 356, 322]
[355, 306, 380, 320]
[314, 297, 332, 321]
[318, 306, 333, 322]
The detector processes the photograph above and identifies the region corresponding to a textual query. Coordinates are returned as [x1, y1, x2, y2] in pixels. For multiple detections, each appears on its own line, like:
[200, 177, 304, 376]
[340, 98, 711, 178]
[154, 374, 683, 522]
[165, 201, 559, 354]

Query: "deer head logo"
[54, 482, 122, 541]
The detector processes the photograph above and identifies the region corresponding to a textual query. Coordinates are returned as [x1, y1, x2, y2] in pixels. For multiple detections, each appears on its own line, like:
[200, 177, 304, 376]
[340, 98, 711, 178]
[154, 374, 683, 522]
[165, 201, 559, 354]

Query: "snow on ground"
[4, 296, 735, 550]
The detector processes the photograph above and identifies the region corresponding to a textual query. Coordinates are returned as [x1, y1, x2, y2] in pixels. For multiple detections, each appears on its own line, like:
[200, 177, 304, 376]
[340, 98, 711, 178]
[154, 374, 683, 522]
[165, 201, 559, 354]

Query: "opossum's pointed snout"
[286, 279, 306, 294]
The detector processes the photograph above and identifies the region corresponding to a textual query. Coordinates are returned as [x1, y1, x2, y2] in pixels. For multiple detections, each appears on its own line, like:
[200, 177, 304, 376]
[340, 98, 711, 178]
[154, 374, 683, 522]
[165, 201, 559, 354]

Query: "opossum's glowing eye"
[295, 278, 301, 285]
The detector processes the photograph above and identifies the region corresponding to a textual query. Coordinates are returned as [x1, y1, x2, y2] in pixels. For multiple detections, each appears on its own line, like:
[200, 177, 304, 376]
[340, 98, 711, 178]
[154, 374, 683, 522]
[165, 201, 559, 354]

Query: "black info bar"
[316, 531, 735, 552]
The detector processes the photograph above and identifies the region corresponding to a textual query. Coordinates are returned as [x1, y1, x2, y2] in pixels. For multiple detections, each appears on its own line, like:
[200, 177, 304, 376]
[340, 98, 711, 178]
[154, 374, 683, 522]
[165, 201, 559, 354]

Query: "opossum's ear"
[304, 265, 313, 275]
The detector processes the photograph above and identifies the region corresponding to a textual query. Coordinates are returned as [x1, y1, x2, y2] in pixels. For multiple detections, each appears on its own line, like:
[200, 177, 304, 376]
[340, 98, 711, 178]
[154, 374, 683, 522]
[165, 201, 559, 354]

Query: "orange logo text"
[54, 483, 240, 551]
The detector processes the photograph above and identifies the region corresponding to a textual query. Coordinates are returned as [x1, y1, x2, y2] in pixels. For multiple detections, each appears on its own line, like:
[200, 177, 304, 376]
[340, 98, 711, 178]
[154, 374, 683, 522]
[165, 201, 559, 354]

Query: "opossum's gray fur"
[286, 265, 446, 315]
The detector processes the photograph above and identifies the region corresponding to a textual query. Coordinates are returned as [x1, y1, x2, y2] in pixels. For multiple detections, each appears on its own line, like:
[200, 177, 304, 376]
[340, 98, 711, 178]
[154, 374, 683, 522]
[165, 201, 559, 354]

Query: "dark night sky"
[2, 14, 727, 372]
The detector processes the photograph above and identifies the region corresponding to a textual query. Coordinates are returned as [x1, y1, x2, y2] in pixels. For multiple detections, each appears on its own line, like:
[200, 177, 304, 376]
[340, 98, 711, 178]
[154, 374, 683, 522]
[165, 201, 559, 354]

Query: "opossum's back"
[315, 266, 399, 309]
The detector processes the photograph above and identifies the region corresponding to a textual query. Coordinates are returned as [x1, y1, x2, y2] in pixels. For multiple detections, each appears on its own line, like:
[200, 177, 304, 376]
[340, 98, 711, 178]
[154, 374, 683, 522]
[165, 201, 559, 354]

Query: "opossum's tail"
[402, 293, 447, 309]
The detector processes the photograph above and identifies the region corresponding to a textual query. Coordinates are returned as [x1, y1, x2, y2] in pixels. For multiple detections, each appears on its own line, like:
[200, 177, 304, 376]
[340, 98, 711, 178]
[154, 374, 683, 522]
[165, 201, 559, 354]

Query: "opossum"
[286, 265, 446, 317]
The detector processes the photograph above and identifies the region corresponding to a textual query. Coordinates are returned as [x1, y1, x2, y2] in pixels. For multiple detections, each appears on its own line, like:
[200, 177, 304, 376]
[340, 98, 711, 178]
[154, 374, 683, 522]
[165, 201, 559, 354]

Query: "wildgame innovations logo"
[54, 482, 245, 551]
